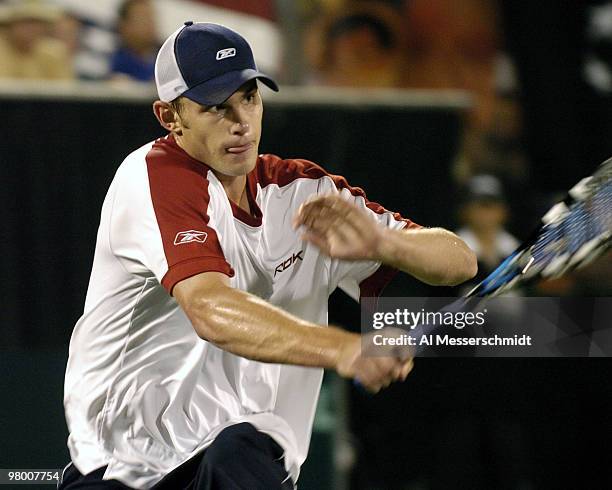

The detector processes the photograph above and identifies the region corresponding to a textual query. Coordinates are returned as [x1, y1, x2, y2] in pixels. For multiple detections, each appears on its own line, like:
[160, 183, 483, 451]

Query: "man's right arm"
[173, 271, 413, 393]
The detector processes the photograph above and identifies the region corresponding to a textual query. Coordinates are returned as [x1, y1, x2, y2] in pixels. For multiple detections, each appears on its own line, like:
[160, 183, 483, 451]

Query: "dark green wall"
[0, 95, 463, 488]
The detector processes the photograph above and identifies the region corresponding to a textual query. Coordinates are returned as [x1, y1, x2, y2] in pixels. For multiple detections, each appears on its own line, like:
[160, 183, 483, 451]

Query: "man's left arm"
[293, 194, 477, 287]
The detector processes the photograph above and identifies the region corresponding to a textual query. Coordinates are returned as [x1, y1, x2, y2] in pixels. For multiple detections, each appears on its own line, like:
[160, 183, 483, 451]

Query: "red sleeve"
[146, 142, 234, 294]
[359, 265, 399, 299]
[257, 155, 421, 231]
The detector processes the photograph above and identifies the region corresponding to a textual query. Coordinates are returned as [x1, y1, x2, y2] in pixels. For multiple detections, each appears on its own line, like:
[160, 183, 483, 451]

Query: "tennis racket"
[467, 156, 611, 298]
[361, 156, 612, 368]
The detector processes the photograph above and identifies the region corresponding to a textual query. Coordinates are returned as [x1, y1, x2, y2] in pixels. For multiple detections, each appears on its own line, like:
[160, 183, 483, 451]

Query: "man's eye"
[209, 106, 226, 116]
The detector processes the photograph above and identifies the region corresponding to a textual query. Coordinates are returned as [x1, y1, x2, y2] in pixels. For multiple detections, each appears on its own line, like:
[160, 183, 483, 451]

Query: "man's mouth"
[226, 143, 253, 154]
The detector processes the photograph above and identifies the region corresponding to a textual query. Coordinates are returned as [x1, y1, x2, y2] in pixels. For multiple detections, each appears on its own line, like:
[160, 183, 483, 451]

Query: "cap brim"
[182, 68, 279, 106]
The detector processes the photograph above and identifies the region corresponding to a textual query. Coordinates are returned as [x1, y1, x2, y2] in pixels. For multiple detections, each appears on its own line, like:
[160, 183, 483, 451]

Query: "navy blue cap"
[155, 22, 279, 105]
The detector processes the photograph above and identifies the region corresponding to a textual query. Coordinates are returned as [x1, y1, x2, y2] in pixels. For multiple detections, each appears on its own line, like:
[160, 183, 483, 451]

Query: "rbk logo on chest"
[174, 230, 208, 245]
[274, 251, 304, 277]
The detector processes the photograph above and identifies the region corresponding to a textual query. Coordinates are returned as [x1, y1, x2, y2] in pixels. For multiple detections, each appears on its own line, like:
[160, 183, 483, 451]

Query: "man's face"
[462, 200, 507, 232]
[8, 19, 47, 51]
[174, 81, 263, 178]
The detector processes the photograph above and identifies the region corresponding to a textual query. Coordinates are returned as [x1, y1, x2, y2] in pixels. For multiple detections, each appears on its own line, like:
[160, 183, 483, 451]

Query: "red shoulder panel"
[256, 154, 421, 225]
[146, 137, 234, 294]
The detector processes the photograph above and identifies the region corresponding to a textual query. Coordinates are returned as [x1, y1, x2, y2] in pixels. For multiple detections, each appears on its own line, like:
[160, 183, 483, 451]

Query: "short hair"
[169, 97, 185, 117]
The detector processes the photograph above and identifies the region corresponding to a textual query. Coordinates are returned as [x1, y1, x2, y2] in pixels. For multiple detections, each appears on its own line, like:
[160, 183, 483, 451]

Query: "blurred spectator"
[0, 1, 74, 79]
[455, 93, 530, 187]
[305, 3, 405, 87]
[455, 174, 520, 295]
[403, 0, 499, 130]
[110, 0, 159, 83]
[400, 0, 534, 190]
[53, 10, 81, 60]
[46, 0, 280, 80]
[51, 10, 104, 80]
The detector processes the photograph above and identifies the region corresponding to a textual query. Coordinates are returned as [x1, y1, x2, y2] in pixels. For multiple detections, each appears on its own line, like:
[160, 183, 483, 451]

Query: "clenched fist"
[336, 333, 414, 394]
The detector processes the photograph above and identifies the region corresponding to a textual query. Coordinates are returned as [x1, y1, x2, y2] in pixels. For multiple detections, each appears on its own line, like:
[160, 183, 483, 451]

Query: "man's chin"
[216, 154, 257, 177]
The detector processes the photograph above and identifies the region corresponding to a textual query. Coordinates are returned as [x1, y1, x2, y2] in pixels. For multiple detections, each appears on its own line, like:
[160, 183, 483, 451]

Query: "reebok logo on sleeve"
[174, 230, 208, 245]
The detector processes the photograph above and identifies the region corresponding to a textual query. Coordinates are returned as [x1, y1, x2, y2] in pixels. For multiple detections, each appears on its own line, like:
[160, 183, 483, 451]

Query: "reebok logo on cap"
[216, 48, 236, 60]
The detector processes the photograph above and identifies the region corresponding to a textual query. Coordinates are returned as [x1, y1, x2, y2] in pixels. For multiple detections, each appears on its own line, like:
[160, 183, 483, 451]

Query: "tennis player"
[59, 22, 477, 489]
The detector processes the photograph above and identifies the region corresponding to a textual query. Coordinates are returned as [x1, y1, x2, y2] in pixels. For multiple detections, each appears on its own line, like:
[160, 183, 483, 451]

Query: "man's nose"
[231, 120, 250, 135]
[231, 108, 250, 135]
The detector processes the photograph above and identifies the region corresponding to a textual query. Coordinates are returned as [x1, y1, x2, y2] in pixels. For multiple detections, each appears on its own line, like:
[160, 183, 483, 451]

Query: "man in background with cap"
[60, 22, 476, 489]
[455, 174, 519, 295]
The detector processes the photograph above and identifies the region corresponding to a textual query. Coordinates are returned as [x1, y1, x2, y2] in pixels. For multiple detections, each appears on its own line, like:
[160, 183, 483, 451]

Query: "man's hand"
[293, 194, 384, 261]
[336, 334, 414, 394]
[294, 193, 477, 286]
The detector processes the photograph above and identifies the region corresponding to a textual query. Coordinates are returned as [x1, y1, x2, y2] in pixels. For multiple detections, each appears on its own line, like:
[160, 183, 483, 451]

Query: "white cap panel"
[154, 25, 188, 102]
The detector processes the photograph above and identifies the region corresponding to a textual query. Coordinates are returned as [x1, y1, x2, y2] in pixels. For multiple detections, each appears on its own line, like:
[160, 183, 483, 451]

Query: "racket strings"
[531, 176, 611, 270]
[469, 158, 611, 297]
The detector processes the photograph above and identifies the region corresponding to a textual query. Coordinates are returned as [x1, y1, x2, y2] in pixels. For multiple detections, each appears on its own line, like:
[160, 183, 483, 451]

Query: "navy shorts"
[58, 423, 294, 489]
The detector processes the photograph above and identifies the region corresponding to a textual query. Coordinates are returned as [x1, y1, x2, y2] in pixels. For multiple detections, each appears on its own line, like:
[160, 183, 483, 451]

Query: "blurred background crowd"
[1, 1, 611, 489]
[1, 0, 610, 295]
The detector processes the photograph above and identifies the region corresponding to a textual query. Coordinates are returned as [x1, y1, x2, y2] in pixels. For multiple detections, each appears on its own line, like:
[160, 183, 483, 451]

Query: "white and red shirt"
[63, 134, 419, 488]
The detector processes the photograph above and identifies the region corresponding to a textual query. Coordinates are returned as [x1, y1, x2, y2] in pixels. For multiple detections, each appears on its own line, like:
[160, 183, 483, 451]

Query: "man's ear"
[153, 100, 183, 135]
